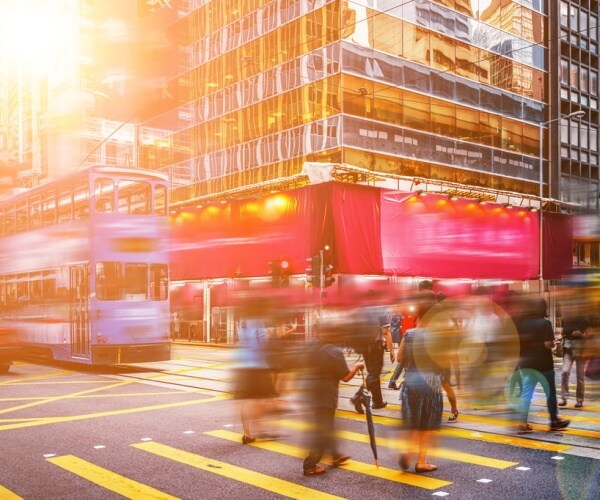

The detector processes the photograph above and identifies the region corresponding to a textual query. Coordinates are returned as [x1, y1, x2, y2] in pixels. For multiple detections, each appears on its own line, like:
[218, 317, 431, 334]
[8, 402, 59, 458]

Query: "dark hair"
[418, 280, 433, 291]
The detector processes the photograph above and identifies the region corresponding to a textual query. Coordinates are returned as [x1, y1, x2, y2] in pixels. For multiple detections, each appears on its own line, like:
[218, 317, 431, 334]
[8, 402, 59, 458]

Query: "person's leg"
[389, 361, 403, 387]
[241, 400, 257, 442]
[518, 369, 538, 425]
[442, 382, 458, 417]
[573, 356, 585, 405]
[365, 343, 386, 407]
[303, 408, 327, 473]
[541, 370, 558, 422]
[415, 430, 437, 471]
[561, 350, 574, 401]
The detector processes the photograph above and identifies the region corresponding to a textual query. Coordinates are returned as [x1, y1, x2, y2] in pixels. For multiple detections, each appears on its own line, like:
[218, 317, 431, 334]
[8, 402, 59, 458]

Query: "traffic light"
[268, 259, 281, 287]
[279, 259, 290, 287]
[322, 246, 335, 288]
[305, 254, 321, 288]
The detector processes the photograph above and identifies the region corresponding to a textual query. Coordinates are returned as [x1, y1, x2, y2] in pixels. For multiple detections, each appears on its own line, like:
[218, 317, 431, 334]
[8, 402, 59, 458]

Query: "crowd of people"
[230, 284, 598, 477]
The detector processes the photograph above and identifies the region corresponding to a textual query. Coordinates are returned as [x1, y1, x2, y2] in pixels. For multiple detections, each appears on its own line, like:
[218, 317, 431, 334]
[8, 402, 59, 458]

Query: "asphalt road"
[0, 344, 599, 499]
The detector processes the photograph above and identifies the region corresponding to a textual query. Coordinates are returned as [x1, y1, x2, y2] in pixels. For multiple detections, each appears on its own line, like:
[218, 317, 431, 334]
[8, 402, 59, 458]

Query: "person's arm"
[396, 336, 406, 366]
[342, 361, 365, 383]
[543, 319, 555, 350]
[382, 325, 395, 363]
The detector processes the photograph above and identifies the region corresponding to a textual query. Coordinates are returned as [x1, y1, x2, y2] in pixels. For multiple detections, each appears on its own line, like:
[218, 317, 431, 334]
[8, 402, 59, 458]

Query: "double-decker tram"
[0, 166, 171, 364]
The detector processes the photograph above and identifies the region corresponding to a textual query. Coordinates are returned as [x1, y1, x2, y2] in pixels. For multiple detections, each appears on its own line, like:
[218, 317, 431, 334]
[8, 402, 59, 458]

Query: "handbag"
[552, 337, 564, 358]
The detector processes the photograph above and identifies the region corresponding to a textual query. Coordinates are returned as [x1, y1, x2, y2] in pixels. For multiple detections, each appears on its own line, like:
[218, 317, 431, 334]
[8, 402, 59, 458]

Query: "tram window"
[42, 192, 57, 226]
[30, 278, 42, 302]
[58, 191, 72, 223]
[95, 178, 114, 213]
[118, 181, 151, 215]
[154, 185, 167, 216]
[123, 263, 147, 300]
[74, 187, 90, 220]
[96, 262, 122, 301]
[149, 264, 168, 301]
[29, 196, 42, 229]
[5, 281, 16, 306]
[42, 275, 56, 299]
[16, 201, 27, 232]
[3, 205, 15, 235]
[17, 280, 28, 304]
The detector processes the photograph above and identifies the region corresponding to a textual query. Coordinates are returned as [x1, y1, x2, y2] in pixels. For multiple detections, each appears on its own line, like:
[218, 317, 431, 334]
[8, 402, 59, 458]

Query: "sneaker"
[372, 401, 388, 410]
[558, 398, 567, 407]
[332, 454, 351, 467]
[447, 412, 459, 423]
[517, 423, 533, 434]
[303, 466, 326, 476]
[388, 382, 399, 390]
[574, 402, 583, 409]
[550, 419, 570, 431]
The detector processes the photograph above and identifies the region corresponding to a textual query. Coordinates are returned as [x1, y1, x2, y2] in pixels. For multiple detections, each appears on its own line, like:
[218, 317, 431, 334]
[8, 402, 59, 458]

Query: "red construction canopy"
[169, 182, 572, 281]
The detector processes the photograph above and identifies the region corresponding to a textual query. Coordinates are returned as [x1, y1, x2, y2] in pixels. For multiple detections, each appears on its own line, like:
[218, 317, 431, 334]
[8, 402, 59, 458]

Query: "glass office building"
[138, 0, 597, 212]
[553, 0, 599, 211]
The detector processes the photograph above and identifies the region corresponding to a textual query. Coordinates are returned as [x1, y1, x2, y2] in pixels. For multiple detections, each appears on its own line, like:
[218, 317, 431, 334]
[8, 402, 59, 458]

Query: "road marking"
[277, 419, 518, 469]
[47, 455, 177, 499]
[0, 370, 73, 386]
[0, 389, 204, 403]
[335, 409, 571, 452]
[205, 429, 452, 490]
[0, 394, 229, 432]
[0, 485, 22, 499]
[0, 380, 136, 416]
[133, 441, 345, 499]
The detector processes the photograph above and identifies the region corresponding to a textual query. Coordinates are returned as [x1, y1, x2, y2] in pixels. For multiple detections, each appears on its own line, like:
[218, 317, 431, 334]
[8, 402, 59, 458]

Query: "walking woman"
[397, 296, 442, 473]
[560, 314, 589, 409]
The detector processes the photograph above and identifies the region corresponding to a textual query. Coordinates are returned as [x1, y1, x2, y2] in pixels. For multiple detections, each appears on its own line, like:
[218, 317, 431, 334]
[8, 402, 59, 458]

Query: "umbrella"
[357, 369, 380, 468]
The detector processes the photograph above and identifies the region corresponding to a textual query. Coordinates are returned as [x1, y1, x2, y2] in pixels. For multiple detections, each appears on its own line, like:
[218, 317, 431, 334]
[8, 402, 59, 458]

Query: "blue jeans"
[519, 368, 558, 423]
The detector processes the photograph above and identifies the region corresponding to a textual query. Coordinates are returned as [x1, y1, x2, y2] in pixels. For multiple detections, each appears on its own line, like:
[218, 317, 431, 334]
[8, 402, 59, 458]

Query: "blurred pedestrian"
[233, 295, 279, 444]
[356, 306, 394, 410]
[388, 310, 403, 390]
[560, 313, 590, 409]
[397, 296, 442, 473]
[515, 297, 570, 434]
[303, 327, 364, 476]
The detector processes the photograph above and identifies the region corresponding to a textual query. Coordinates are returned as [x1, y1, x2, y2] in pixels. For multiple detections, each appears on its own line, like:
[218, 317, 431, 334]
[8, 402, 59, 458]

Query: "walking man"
[303, 327, 364, 476]
[515, 297, 570, 434]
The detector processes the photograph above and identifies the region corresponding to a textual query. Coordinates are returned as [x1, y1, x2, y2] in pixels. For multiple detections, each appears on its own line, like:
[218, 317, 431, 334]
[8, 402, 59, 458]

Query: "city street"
[1, 344, 599, 499]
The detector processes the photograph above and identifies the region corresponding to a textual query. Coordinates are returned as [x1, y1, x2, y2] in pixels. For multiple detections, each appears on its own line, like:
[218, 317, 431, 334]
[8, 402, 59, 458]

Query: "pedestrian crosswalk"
[133, 441, 344, 500]
[47, 455, 178, 500]
[0, 409, 588, 499]
[205, 429, 452, 489]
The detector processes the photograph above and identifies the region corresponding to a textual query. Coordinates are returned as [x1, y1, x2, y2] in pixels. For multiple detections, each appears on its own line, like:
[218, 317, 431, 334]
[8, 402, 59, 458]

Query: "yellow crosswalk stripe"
[47, 455, 177, 500]
[0, 485, 22, 499]
[335, 409, 571, 453]
[133, 441, 345, 499]
[205, 429, 452, 490]
[277, 419, 517, 469]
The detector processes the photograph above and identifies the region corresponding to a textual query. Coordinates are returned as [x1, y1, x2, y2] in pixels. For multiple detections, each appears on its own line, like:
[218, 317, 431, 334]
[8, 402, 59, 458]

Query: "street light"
[538, 109, 586, 292]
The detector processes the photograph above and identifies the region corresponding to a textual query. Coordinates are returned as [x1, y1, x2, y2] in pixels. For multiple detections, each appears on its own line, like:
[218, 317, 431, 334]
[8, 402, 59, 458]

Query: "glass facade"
[139, 0, 552, 202]
[554, 0, 599, 211]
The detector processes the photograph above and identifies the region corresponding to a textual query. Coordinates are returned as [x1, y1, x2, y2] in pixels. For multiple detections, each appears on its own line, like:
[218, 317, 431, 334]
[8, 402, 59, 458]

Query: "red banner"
[380, 191, 540, 279]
